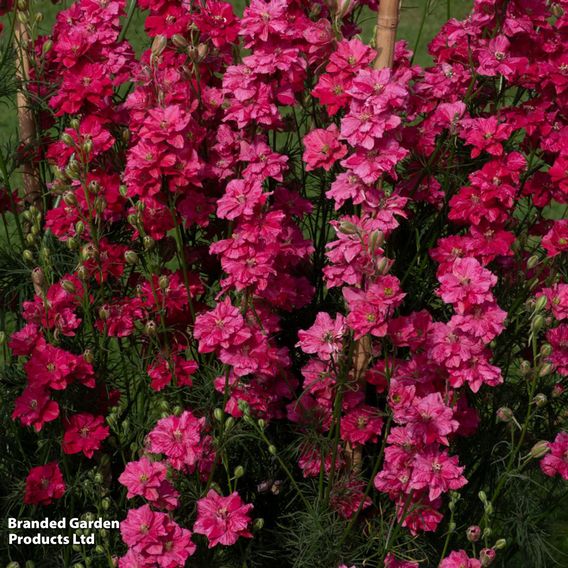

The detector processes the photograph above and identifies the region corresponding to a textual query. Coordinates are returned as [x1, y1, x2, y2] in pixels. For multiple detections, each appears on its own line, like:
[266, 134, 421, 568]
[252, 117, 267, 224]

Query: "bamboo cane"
[373, 0, 401, 70]
[14, 5, 41, 207]
[348, 0, 401, 475]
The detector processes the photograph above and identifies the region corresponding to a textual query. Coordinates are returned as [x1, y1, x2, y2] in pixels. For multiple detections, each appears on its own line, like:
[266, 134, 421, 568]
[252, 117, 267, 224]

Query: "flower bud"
[539, 363, 553, 377]
[61, 279, 76, 294]
[448, 521, 456, 532]
[494, 539, 506, 550]
[99, 306, 110, 320]
[478, 490, 488, 503]
[519, 360, 531, 375]
[83, 138, 93, 154]
[173, 406, 183, 416]
[376, 257, 391, 275]
[496, 407, 513, 422]
[102, 498, 111, 510]
[213, 408, 224, 422]
[63, 191, 77, 206]
[42, 39, 53, 55]
[480, 548, 496, 566]
[67, 237, 78, 250]
[75, 221, 85, 236]
[531, 314, 544, 332]
[466, 525, 481, 542]
[25, 233, 35, 246]
[61, 132, 75, 146]
[77, 265, 89, 280]
[258, 418, 266, 430]
[534, 295, 548, 312]
[253, 518, 265, 531]
[6, 562, 20, 568]
[95, 545, 105, 555]
[530, 441, 550, 459]
[540, 343, 552, 357]
[196, 43, 209, 62]
[268, 445, 277, 455]
[225, 417, 234, 431]
[144, 320, 157, 336]
[83, 349, 94, 364]
[338, 221, 358, 235]
[527, 255, 540, 269]
[158, 275, 169, 290]
[552, 383, 564, 398]
[94, 472, 103, 484]
[151, 35, 167, 58]
[25, 562, 35, 568]
[483, 527, 492, 539]
[171, 34, 188, 48]
[234, 466, 245, 479]
[532, 393, 547, 407]
[23, 249, 34, 262]
[143, 236, 155, 251]
[369, 230, 384, 251]
[124, 250, 139, 265]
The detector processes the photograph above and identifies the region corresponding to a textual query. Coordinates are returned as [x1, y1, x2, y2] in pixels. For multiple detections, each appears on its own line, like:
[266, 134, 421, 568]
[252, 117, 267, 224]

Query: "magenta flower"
[24, 462, 66, 506]
[303, 125, 347, 171]
[297, 312, 346, 361]
[62, 413, 110, 459]
[540, 432, 568, 480]
[193, 489, 253, 547]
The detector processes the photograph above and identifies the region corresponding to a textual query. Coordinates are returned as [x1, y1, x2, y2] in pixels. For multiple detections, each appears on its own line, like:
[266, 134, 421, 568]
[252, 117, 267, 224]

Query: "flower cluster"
[2, 0, 568, 566]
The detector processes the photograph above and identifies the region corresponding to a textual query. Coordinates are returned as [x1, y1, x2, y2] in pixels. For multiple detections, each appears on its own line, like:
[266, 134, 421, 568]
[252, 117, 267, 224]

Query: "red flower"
[62, 413, 110, 458]
[24, 462, 66, 506]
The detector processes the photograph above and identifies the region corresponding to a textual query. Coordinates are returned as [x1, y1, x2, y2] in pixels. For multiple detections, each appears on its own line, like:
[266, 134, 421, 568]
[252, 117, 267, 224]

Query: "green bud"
[94, 472, 103, 484]
[540, 343, 553, 357]
[6, 562, 21, 568]
[173, 406, 183, 416]
[101, 498, 111, 510]
[483, 527, 492, 539]
[539, 363, 553, 377]
[95, 545, 105, 554]
[143, 236, 155, 251]
[83, 138, 93, 154]
[531, 314, 544, 332]
[42, 39, 53, 55]
[124, 250, 139, 265]
[526, 255, 540, 269]
[75, 221, 85, 236]
[494, 539, 507, 550]
[338, 221, 358, 235]
[225, 417, 235, 431]
[234, 466, 245, 479]
[253, 518, 264, 531]
[478, 490, 488, 504]
[61, 132, 75, 146]
[530, 440, 550, 459]
[23, 249, 34, 262]
[25, 562, 35, 568]
[533, 393, 547, 407]
[448, 521, 456, 532]
[534, 295, 548, 312]
[158, 275, 169, 290]
[268, 445, 277, 456]
[214, 408, 224, 422]
[257, 418, 266, 430]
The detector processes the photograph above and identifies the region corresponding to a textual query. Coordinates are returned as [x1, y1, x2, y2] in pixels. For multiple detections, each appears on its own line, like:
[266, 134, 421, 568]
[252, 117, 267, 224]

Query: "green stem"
[118, 0, 137, 43]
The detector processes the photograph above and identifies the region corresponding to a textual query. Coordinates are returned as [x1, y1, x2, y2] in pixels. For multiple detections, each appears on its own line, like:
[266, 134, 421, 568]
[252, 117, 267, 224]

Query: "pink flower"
[440, 550, 481, 568]
[547, 324, 568, 376]
[119, 457, 179, 510]
[146, 410, 206, 471]
[217, 178, 267, 220]
[341, 405, 384, 445]
[62, 413, 110, 458]
[459, 116, 512, 158]
[193, 489, 253, 548]
[297, 312, 346, 361]
[303, 125, 347, 171]
[437, 257, 497, 311]
[542, 220, 568, 258]
[540, 432, 568, 480]
[12, 385, 60, 432]
[409, 450, 467, 501]
[120, 505, 196, 565]
[194, 298, 252, 354]
[24, 462, 66, 505]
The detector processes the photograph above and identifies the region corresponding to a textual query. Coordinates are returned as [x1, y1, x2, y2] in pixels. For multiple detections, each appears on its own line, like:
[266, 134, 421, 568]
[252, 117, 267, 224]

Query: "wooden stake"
[14, 7, 41, 207]
[373, 0, 401, 69]
[349, 1, 401, 474]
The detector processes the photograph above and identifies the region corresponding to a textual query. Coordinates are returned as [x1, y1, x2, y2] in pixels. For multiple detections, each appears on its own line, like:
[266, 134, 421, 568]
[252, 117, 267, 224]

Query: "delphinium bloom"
[24, 462, 66, 505]
[193, 489, 253, 547]
[62, 413, 110, 458]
